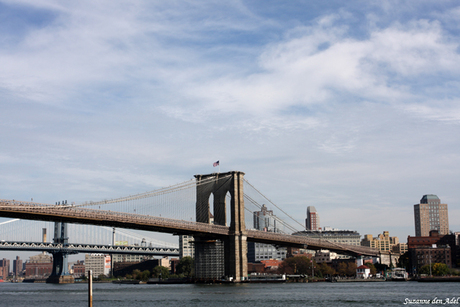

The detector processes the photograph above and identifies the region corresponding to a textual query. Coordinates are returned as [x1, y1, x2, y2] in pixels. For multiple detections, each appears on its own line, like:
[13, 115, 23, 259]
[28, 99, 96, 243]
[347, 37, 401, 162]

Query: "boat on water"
[388, 268, 408, 281]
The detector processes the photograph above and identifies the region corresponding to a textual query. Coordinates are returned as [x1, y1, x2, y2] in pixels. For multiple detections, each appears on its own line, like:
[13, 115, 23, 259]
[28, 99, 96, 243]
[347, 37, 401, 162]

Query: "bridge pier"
[194, 171, 247, 282]
[46, 222, 75, 284]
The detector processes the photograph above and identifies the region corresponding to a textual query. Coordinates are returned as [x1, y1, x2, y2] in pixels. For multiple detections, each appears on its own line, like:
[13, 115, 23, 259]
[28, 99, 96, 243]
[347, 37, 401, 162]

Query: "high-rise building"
[306, 206, 320, 231]
[361, 231, 407, 253]
[179, 235, 194, 259]
[13, 256, 23, 277]
[248, 205, 286, 262]
[254, 204, 280, 232]
[414, 194, 449, 237]
[0, 258, 10, 280]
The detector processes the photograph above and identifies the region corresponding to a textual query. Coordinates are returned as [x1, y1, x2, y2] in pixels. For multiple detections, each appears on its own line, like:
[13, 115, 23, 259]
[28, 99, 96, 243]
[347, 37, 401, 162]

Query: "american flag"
[213, 161, 219, 167]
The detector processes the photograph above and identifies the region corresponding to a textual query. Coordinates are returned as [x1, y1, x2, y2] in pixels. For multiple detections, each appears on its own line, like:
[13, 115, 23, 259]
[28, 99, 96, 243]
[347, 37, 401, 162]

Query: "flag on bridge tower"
[213, 161, 219, 167]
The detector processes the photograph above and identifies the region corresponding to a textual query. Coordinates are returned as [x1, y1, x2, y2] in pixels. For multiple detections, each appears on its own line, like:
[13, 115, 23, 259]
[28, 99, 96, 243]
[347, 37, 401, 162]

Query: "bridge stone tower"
[194, 171, 247, 282]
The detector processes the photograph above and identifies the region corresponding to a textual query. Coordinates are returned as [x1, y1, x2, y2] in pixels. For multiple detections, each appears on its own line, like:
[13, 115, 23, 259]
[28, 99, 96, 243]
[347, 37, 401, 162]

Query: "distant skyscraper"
[306, 206, 320, 231]
[414, 194, 449, 237]
[248, 205, 286, 262]
[253, 204, 279, 232]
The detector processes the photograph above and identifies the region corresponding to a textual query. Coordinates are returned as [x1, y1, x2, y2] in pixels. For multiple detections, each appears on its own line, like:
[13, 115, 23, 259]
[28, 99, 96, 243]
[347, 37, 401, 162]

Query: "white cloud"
[1, 1, 460, 244]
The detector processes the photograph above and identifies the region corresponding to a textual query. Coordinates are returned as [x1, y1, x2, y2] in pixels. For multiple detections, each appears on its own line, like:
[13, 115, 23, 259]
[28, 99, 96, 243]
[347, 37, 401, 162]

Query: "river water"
[0, 281, 459, 307]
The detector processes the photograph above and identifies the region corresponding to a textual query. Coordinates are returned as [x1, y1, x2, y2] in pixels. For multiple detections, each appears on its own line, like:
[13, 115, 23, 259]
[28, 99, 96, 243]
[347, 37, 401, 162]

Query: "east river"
[0, 281, 459, 307]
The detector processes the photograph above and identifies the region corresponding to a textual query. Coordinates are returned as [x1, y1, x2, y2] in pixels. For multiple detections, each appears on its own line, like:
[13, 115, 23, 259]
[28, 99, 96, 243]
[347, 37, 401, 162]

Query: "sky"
[1, 0, 460, 260]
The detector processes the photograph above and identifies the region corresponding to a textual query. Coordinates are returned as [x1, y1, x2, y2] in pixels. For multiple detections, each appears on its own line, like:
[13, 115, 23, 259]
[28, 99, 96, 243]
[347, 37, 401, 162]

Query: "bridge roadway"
[0, 240, 179, 256]
[0, 199, 381, 257]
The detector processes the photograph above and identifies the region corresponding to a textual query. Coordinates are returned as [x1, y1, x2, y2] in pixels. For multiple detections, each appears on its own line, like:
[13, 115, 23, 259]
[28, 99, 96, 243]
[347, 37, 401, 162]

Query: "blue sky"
[1, 0, 460, 252]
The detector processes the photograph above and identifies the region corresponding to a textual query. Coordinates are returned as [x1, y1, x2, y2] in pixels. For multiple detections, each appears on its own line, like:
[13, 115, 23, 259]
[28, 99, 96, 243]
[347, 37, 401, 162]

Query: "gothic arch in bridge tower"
[194, 171, 247, 282]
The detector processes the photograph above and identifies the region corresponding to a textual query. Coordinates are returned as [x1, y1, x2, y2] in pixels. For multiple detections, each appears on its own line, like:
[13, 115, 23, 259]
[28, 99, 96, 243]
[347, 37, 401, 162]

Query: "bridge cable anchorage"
[243, 179, 306, 231]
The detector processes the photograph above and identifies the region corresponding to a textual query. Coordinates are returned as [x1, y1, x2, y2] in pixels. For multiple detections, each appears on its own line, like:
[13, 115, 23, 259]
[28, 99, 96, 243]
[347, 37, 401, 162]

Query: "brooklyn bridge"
[0, 171, 381, 282]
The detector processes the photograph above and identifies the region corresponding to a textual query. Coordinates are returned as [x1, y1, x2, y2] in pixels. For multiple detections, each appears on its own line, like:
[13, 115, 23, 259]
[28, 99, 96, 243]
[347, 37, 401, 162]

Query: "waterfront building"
[361, 231, 407, 253]
[411, 245, 452, 271]
[85, 254, 111, 277]
[306, 206, 320, 231]
[112, 254, 150, 263]
[293, 229, 361, 258]
[407, 230, 457, 271]
[248, 204, 287, 262]
[25, 253, 53, 277]
[356, 265, 370, 279]
[414, 194, 449, 237]
[72, 260, 85, 278]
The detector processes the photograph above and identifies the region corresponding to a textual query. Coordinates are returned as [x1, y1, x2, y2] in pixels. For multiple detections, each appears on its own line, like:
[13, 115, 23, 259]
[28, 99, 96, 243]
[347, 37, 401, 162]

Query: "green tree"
[152, 266, 170, 279]
[432, 263, 449, 276]
[176, 256, 194, 277]
[133, 269, 142, 280]
[419, 263, 449, 276]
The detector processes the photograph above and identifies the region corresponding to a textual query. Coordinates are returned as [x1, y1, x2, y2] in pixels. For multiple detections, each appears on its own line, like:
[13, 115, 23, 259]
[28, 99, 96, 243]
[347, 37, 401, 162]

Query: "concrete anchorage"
[194, 171, 248, 282]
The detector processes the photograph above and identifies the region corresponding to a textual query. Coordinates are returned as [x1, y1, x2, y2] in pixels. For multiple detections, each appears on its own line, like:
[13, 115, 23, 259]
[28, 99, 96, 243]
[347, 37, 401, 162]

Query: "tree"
[133, 269, 142, 280]
[337, 262, 348, 276]
[432, 263, 449, 276]
[365, 263, 377, 275]
[346, 262, 357, 277]
[398, 251, 410, 269]
[278, 256, 313, 275]
[152, 266, 170, 279]
[176, 256, 194, 277]
[318, 262, 335, 277]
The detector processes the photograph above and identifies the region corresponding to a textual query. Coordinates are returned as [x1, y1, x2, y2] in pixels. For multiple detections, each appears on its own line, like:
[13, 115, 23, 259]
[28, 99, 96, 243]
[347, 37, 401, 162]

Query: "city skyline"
[1, 1, 460, 246]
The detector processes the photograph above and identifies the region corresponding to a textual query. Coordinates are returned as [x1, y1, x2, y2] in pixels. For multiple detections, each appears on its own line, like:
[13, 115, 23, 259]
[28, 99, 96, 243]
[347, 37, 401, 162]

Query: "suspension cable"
[243, 178, 305, 231]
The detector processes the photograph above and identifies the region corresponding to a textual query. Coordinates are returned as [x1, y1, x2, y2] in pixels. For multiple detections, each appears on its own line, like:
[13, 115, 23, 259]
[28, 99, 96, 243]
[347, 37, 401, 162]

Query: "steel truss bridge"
[0, 240, 178, 256]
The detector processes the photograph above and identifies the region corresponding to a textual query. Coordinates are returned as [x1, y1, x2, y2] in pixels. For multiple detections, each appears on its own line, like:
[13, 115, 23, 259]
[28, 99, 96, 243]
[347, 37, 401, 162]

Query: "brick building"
[0, 258, 10, 280]
[407, 230, 458, 273]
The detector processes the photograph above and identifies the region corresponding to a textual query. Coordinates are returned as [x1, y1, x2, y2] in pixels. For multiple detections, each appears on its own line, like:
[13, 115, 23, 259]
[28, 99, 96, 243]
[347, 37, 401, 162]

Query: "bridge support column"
[194, 171, 247, 282]
[46, 222, 75, 284]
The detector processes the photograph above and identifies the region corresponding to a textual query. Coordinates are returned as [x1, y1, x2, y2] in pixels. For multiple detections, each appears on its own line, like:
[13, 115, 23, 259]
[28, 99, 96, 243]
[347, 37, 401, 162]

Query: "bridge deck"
[0, 199, 381, 257]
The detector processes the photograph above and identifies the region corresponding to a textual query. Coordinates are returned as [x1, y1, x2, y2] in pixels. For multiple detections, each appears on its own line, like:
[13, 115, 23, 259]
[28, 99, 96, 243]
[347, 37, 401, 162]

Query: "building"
[25, 254, 53, 277]
[292, 229, 361, 259]
[314, 250, 338, 264]
[414, 194, 449, 237]
[85, 254, 111, 277]
[13, 256, 23, 277]
[361, 231, 407, 253]
[112, 254, 150, 263]
[254, 204, 281, 232]
[0, 258, 10, 280]
[179, 235, 195, 259]
[248, 205, 287, 262]
[293, 229, 361, 259]
[72, 261, 86, 278]
[356, 265, 370, 279]
[306, 206, 320, 231]
[407, 230, 457, 271]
